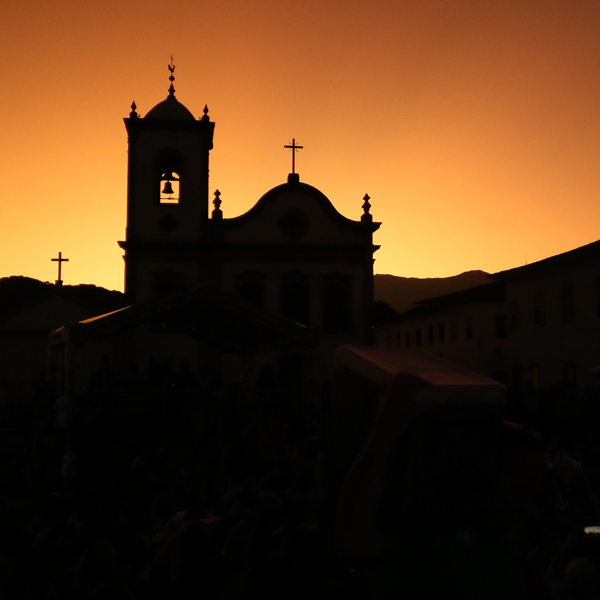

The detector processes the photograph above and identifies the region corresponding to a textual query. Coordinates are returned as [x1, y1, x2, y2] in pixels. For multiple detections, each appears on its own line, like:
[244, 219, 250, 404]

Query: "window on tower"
[159, 171, 180, 204]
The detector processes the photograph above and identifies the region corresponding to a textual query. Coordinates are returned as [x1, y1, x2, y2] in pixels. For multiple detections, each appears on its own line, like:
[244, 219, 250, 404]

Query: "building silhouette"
[48, 70, 381, 408]
[376, 240, 600, 393]
[115, 72, 380, 378]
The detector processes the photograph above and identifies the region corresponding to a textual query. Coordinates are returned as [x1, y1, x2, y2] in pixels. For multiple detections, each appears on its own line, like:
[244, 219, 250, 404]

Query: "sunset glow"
[3, 0, 600, 291]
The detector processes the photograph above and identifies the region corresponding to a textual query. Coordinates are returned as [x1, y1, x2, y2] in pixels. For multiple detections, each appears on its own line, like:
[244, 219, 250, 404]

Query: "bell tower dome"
[118, 60, 215, 302]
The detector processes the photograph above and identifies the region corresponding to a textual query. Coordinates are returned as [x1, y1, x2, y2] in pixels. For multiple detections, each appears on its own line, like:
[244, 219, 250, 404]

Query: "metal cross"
[51, 251, 69, 285]
[284, 138, 303, 174]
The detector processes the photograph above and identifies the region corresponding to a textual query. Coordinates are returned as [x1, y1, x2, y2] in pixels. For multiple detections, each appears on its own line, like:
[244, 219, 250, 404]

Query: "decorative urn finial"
[212, 189, 223, 220]
[361, 193, 373, 223]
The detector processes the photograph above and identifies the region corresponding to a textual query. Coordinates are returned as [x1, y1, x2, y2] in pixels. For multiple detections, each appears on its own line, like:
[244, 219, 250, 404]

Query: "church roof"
[226, 178, 380, 234]
[144, 94, 196, 120]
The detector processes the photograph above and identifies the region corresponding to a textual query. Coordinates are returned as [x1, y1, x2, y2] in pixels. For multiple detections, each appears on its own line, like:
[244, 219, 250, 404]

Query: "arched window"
[235, 272, 265, 307]
[152, 269, 184, 297]
[280, 272, 309, 325]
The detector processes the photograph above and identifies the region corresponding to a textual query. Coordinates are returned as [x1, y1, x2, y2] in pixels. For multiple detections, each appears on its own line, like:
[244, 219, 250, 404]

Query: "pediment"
[223, 181, 375, 245]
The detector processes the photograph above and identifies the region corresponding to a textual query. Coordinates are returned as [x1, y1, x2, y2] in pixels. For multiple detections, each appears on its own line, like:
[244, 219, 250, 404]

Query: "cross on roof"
[284, 138, 303, 174]
[51, 251, 69, 286]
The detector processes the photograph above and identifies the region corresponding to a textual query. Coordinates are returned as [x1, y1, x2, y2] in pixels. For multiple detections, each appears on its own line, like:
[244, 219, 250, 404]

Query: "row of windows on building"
[384, 314, 483, 348]
[510, 277, 600, 329]
[385, 276, 600, 348]
[381, 332, 578, 390]
[489, 362, 578, 390]
[510, 362, 577, 390]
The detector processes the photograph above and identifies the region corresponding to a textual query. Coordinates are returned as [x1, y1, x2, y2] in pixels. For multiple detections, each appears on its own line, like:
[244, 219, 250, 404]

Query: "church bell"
[161, 180, 175, 195]
[160, 171, 179, 197]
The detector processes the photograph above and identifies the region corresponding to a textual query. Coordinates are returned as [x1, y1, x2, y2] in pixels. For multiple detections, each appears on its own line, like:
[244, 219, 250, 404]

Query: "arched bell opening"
[159, 171, 180, 204]
[154, 149, 183, 205]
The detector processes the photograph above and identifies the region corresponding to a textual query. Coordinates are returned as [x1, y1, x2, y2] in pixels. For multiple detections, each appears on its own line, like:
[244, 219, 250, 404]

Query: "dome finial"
[361, 193, 373, 222]
[168, 55, 176, 96]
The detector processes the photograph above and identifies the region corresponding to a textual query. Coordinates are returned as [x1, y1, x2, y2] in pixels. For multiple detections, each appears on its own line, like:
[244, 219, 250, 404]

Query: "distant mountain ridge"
[374, 270, 491, 314]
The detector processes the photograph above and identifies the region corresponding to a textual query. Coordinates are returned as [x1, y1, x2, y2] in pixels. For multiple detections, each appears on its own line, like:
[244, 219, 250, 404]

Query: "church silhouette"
[49, 62, 381, 414]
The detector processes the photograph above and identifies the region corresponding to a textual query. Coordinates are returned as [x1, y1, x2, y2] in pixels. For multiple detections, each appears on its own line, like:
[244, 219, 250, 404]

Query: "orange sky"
[2, 0, 600, 292]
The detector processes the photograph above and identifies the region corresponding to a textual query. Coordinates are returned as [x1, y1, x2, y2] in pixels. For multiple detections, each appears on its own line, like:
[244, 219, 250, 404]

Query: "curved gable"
[222, 180, 375, 245]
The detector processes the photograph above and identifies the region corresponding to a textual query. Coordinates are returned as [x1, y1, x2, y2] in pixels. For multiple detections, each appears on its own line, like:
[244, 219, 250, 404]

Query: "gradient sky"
[2, 0, 600, 292]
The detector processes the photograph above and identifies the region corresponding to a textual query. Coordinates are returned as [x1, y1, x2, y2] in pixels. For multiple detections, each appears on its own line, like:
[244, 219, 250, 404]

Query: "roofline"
[398, 281, 505, 320]
[492, 239, 600, 280]
[223, 179, 381, 233]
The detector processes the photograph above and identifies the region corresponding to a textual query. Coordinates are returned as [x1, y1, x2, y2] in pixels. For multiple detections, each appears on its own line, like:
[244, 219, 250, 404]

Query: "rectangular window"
[510, 298, 520, 330]
[534, 290, 546, 328]
[495, 313, 508, 339]
[416, 327, 422, 347]
[465, 316, 474, 340]
[427, 325, 434, 344]
[450, 320, 458, 342]
[396, 331, 402, 347]
[561, 282, 575, 323]
[405, 330, 411, 347]
[438, 323, 445, 344]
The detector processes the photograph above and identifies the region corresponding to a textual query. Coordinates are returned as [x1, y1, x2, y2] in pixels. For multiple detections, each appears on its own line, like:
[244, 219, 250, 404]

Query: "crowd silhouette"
[0, 361, 597, 598]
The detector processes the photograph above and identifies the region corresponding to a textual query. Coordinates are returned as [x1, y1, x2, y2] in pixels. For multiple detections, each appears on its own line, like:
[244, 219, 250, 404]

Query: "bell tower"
[118, 60, 215, 302]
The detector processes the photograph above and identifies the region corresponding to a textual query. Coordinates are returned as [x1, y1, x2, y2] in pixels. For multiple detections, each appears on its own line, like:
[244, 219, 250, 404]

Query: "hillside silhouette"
[0, 273, 492, 323]
[374, 270, 490, 314]
[0, 276, 126, 319]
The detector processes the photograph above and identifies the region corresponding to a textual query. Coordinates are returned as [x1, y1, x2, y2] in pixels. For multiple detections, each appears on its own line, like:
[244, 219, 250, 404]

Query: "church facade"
[118, 75, 381, 365]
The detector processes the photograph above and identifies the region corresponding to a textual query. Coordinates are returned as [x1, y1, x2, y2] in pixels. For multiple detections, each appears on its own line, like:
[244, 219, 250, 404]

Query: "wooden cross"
[284, 138, 303, 174]
[51, 251, 69, 285]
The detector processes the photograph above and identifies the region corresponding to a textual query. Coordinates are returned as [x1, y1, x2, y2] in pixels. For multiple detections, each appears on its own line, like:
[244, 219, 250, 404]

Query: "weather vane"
[284, 138, 303, 174]
[168, 55, 175, 95]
